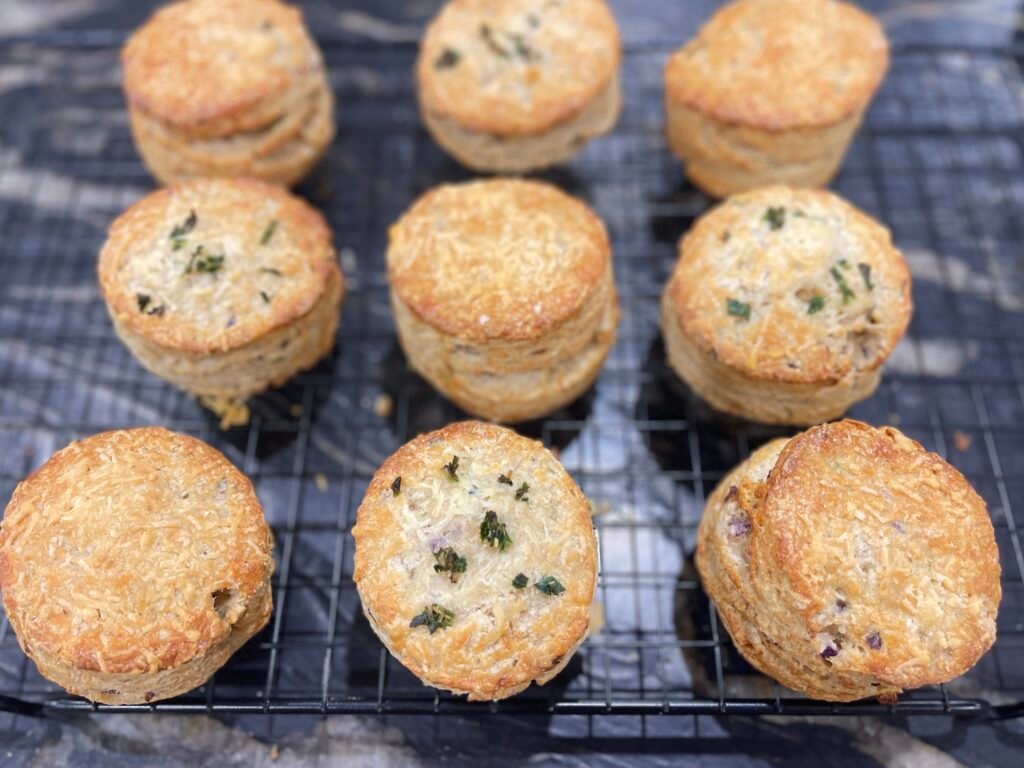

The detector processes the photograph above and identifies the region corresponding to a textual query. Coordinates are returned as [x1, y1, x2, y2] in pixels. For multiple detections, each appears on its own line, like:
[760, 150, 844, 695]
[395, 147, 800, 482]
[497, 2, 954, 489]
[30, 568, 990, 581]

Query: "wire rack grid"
[0, 32, 1022, 720]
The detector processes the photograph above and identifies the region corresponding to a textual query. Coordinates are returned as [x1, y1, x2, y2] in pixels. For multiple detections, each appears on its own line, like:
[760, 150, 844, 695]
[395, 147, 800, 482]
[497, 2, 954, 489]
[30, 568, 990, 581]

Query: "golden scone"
[98, 177, 344, 428]
[664, 0, 889, 196]
[417, 0, 621, 172]
[123, 0, 335, 186]
[0, 428, 275, 705]
[352, 421, 598, 700]
[661, 186, 911, 425]
[696, 420, 1001, 702]
[388, 178, 618, 422]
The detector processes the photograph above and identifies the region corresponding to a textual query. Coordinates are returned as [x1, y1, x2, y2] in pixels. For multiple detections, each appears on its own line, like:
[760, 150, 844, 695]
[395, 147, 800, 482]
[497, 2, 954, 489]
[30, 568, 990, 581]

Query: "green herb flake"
[515, 482, 530, 502]
[135, 293, 165, 316]
[830, 266, 856, 303]
[391, 476, 401, 496]
[534, 575, 565, 596]
[726, 298, 751, 321]
[433, 547, 467, 583]
[260, 219, 278, 245]
[443, 455, 460, 481]
[260, 290, 272, 304]
[480, 23, 509, 57]
[807, 295, 826, 315]
[169, 209, 197, 250]
[763, 207, 785, 230]
[497, 473, 513, 486]
[434, 47, 461, 69]
[260, 267, 283, 276]
[183, 245, 224, 276]
[858, 262, 874, 290]
[409, 604, 455, 634]
[512, 573, 529, 589]
[480, 510, 512, 551]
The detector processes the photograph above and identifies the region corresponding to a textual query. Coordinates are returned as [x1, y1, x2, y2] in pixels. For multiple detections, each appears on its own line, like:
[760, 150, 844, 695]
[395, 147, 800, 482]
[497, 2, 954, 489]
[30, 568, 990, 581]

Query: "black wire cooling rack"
[0, 31, 1022, 720]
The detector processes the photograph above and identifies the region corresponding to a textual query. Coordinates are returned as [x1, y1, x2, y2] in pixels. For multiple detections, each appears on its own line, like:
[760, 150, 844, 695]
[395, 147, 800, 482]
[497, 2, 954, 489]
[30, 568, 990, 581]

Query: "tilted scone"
[0, 428, 275, 705]
[388, 178, 618, 422]
[123, 0, 334, 186]
[697, 420, 1001, 702]
[664, 0, 889, 196]
[661, 186, 911, 425]
[98, 177, 344, 428]
[418, 0, 621, 172]
[352, 421, 598, 700]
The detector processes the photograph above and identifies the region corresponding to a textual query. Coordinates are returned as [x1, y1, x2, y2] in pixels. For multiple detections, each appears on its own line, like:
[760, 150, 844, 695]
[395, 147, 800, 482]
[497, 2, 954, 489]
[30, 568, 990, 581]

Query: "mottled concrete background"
[1, 1, 1024, 766]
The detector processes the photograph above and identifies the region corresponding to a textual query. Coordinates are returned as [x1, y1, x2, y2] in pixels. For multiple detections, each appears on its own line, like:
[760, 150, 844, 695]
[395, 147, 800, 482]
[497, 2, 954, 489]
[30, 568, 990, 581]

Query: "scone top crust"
[388, 179, 610, 342]
[0, 428, 274, 676]
[665, 0, 889, 129]
[757, 420, 1001, 688]
[417, 0, 620, 136]
[123, 0, 318, 131]
[666, 186, 912, 385]
[98, 178, 340, 355]
[352, 421, 597, 700]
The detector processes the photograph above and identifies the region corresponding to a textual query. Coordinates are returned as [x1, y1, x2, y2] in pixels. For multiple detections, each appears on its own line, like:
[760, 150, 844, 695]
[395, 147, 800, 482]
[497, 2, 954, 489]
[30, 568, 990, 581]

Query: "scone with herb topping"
[664, 0, 889, 196]
[352, 421, 598, 700]
[0, 428, 275, 705]
[98, 177, 344, 428]
[660, 186, 911, 425]
[417, 0, 621, 172]
[696, 420, 1001, 702]
[122, 0, 334, 186]
[388, 178, 618, 422]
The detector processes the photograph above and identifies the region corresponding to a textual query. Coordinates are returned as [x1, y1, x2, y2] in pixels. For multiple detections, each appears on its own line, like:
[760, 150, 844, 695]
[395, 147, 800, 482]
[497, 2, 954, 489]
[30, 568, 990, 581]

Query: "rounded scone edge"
[351, 421, 598, 700]
[0, 427, 275, 704]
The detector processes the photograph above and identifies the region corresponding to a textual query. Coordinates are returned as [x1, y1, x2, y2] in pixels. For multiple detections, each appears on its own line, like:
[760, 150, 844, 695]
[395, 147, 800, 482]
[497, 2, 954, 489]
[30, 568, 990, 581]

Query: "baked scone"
[0, 428, 275, 705]
[98, 177, 344, 428]
[388, 178, 618, 423]
[123, 0, 334, 186]
[417, 0, 621, 172]
[660, 186, 911, 425]
[352, 421, 598, 700]
[664, 0, 889, 196]
[696, 420, 1001, 702]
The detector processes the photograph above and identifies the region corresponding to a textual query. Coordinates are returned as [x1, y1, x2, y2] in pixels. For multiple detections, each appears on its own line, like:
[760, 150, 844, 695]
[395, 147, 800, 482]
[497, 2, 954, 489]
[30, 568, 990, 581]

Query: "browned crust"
[122, 0, 320, 135]
[0, 428, 275, 680]
[387, 178, 610, 342]
[417, 0, 620, 137]
[664, 0, 889, 131]
[98, 177, 341, 355]
[351, 421, 598, 700]
[664, 186, 912, 386]
[756, 421, 1001, 689]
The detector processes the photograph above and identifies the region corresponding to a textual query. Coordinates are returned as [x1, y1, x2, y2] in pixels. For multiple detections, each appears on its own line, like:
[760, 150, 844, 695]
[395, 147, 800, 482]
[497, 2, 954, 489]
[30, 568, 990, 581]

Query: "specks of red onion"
[724, 485, 739, 503]
[728, 514, 751, 537]
[866, 632, 883, 650]
[890, 521, 907, 534]
[820, 644, 839, 660]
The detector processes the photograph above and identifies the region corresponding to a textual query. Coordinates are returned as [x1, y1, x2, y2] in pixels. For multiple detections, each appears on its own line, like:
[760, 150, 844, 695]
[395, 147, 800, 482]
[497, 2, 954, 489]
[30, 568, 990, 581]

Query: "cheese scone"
[0, 428, 275, 705]
[660, 186, 911, 425]
[98, 177, 344, 428]
[696, 420, 1001, 702]
[123, 0, 334, 186]
[388, 178, 618, 422]
[417, 0, 621, 172]
[664, 0, 889, 196]
[352, 421, 598, 700]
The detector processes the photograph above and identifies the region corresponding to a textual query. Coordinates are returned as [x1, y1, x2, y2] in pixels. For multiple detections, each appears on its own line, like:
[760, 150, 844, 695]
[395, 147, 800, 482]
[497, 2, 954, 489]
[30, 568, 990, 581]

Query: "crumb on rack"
[314, 473, 329, 492]
[373, 393, 393, 418]
[290, 403, 303, 418]
[953, 430, 973, 452]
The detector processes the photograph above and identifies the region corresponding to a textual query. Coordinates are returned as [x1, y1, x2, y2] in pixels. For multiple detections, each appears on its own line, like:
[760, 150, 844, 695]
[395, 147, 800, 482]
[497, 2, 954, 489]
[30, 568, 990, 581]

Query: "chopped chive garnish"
[763, 207, 785, 230]
[727, 298, 751, 320]
[808, 295, 826, 314]
[858, 262, 874, 290]
[534, 576, 565, 596]
[260, 220, 278, 245]
[515, 482, 530, 502]
[480, 510, 512, 551]
[830, 266, 856, 303]
[410, 604, 454, 633]
[391, 476, 401, 496]
[512, 573, 529, 589]
[443, 455, 459, 481]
